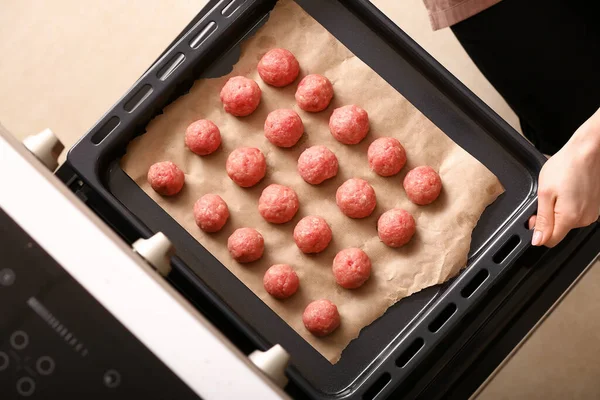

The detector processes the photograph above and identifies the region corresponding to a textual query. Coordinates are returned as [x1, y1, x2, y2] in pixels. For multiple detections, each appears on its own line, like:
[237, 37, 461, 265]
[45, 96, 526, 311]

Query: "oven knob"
[248, 344, 290, 388]
[132, 232, 174, 277]
[103, 369, 121, 388]
[10, 330, 29, 350]
[16, 377, 36, 397]
[36, 356, 55, 376]
[0, 268, 16, 287]
[22, 128, 64, 171]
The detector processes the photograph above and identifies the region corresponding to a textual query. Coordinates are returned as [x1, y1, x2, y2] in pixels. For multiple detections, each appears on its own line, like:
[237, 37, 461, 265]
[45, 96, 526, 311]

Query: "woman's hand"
[530, 109, 600, 247]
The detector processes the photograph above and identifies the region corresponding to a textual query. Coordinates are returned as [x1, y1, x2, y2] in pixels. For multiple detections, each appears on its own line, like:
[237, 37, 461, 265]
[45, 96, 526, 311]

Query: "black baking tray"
[60, 0, 547, 398]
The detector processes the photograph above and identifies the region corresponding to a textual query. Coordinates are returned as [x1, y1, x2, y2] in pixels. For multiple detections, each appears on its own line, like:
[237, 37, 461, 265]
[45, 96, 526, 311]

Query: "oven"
[1, 0, 598, 399]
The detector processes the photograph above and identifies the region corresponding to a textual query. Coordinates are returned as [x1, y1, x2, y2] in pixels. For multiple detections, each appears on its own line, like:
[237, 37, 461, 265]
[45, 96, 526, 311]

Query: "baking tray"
[61, 0, 547, 398]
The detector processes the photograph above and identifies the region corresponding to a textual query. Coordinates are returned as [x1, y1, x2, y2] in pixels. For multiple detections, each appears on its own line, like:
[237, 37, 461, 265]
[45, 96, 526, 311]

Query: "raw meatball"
[336, 178, 377, 218]
[403, 166, 442, 205]
[263, 264, 300, 299]
[302, 299, 341, 337]
[368, 137, 406, 177]
[297, 145, 338, 185]
[258, 184, 299, 224]
[185, 119, 221, 156]
[295, 74, 333, 112]
[226, 147, 267, 188]
[147, 161, 185, 196]
[193, 194, 229, 233]
[257, 48, 300, 87]
[332, 248, 372, 289]
[293, 216, 332, 254]
[264, 109, 304, 148]
[377, 208, 416, 247]
[227, 228, 264, 263]
[329, 105, 369, 145]
[220, 76, 262, 117]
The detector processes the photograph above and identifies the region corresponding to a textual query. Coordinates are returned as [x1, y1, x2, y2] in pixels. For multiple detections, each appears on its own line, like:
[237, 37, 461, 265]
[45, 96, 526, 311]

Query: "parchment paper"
[121, 0, 504, 363]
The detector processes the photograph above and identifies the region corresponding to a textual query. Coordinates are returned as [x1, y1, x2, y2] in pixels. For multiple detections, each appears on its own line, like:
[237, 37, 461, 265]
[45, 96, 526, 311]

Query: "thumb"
[528, 215, 536, 230]
[532, 189, 556, 246]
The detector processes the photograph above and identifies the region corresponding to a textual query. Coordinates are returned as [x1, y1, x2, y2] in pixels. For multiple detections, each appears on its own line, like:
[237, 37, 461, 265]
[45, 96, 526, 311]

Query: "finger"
[532, 189, 556, 246]
[528, 215, 536, 230]
[544, 214, 573, 248]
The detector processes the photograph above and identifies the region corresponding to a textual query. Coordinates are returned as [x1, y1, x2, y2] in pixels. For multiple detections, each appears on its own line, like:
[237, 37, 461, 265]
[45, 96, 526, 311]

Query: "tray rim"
[61, 0, 547, 397]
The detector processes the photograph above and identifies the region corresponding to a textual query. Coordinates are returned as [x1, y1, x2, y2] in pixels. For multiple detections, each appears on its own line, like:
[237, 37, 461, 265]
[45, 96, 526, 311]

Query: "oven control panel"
[0, 208, 199, 399]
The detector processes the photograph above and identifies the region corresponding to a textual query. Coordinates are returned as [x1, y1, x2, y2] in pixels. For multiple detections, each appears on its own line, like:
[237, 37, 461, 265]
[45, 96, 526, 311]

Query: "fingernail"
[532, 230, 542, 246]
